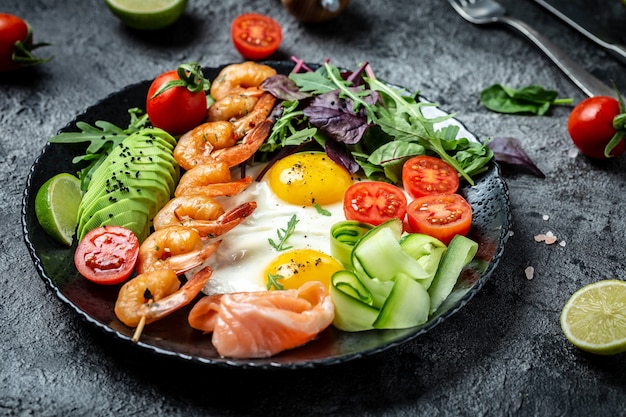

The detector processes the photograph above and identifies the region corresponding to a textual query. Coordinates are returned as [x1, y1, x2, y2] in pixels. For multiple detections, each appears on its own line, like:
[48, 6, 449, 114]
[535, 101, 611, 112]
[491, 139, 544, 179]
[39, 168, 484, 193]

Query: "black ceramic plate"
[22, 62, 511, 370]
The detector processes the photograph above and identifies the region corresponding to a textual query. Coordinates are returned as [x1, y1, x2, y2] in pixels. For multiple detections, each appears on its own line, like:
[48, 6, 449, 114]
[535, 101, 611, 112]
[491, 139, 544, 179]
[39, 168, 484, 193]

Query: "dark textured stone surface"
[2, 0, 626, 416]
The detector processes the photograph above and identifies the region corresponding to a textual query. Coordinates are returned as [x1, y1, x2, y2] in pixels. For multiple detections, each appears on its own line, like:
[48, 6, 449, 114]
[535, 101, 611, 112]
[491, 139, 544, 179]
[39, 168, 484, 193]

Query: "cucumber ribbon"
[329, 219, 478, 332]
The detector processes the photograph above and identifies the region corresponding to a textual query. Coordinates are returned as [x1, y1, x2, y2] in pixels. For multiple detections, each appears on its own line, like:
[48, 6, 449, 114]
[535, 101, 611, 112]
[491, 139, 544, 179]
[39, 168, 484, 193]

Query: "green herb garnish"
[268, 214, 299, 251]
[266, 273, 285, 290]
[313, 203, 331, 216]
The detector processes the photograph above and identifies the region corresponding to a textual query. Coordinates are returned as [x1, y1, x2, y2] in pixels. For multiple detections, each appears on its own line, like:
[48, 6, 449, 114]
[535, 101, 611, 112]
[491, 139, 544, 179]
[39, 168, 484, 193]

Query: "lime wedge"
[35, 173, 82, 246]
[105, 0, 187, 30]
[560, 279, 626, 355]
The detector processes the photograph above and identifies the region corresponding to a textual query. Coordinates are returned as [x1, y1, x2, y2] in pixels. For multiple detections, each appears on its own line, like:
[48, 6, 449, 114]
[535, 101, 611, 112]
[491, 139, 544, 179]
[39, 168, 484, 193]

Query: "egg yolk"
[263, 249, 343, 290]
[267, 152, 354, 206]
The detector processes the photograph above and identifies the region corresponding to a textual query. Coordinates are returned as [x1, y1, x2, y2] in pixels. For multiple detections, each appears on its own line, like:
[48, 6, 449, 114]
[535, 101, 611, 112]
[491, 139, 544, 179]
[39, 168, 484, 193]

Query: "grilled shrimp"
[174, 104, 274, 171]
[210, 61, 277, 101]
[136, 225, 221, 274]
[114, 267, 213, 340]
[207, 90, 263, 122]
[153, 194, 257, 238]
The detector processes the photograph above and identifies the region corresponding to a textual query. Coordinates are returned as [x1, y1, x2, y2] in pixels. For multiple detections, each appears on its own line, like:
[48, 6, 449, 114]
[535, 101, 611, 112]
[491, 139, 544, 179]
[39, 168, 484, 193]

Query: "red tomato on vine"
[146, 62, 210, 135]
[567, 95, 626, 159]
[0, 13, 52, 72]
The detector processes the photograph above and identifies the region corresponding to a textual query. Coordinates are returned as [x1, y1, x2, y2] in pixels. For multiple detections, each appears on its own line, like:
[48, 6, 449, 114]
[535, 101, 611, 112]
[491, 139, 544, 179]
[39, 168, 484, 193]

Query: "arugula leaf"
[479, 84, 573, 115]
[366, 78, 477, 185]
[266, 273, 285, 290]
[313, 203, 332, 216]
[268, 214, 299, 251]
[49, 107, 149, 190]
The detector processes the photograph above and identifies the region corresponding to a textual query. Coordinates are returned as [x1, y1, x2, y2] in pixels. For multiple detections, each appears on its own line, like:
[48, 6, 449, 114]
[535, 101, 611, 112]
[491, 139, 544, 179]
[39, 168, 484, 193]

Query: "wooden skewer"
[132, 289, 154, 343]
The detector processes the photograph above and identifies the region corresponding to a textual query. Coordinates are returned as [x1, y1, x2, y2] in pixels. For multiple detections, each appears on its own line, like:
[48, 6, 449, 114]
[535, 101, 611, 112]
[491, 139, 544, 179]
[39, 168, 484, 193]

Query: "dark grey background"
[2, 0, 626, 416]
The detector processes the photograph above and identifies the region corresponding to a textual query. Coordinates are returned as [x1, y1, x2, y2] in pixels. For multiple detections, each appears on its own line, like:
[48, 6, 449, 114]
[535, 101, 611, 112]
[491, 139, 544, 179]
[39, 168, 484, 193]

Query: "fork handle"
[500, 15, 616, 98]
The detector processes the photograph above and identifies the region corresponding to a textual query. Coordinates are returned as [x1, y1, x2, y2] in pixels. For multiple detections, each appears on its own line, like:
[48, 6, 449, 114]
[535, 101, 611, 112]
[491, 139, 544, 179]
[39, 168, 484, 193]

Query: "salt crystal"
[542, 214, 549, 221]
[559, 241, 566, 247]
[525, 266, 534, 280]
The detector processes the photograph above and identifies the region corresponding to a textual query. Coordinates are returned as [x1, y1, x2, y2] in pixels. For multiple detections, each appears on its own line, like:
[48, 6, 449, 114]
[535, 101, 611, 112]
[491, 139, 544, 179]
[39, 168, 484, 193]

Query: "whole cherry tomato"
[231, 13, 282, 60]
[146, 62, 210, 135]
[0, 13, 51, 72]
[567, 95, 626, 159]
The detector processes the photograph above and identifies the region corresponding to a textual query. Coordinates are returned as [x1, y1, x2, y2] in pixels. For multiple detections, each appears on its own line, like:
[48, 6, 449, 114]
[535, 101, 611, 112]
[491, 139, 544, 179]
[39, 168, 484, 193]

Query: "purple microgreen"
[261, 74, 311, 101]
[488, 136, 545, 178]
[290, 56, 314, 73]
[303, 89, 372, 145]
[325, 139, 361, 173]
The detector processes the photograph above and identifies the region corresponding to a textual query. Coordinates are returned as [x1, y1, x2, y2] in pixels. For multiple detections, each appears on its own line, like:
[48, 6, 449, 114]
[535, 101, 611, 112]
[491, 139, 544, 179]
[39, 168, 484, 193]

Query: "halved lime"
[560, 279, 626, 355]
[105, 0, 187, 30]
[35, 173, 82, 246]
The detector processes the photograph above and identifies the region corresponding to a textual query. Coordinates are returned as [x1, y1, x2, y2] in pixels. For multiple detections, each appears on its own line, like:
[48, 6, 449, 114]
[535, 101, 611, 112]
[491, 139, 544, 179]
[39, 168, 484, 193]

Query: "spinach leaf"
[480, 84, 572, 115]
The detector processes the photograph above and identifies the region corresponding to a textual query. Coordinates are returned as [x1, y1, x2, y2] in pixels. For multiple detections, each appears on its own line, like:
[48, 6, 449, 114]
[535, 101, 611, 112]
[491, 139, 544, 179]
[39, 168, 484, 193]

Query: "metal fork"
[448, 0, 616, 98]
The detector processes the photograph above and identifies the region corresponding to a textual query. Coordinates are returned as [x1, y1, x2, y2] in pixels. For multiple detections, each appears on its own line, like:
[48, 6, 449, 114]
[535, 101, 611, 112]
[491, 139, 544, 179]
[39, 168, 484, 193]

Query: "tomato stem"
[12, 24, 53, 67]
[150, 62, 210, 99]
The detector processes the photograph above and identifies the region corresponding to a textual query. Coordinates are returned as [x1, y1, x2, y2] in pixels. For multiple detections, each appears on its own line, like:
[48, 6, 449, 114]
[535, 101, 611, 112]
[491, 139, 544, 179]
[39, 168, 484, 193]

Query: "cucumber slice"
[428, 234, 478, 315]
[330, 270, 379, 332]
[400, 233, 447, 289]
[352, 219, 429, 281]
[330, 221, 373, 268]
[373, 273, 430, 329]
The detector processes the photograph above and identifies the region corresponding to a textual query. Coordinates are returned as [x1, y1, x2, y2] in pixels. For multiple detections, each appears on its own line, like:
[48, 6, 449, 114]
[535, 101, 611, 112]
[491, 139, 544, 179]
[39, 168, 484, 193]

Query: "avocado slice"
[76, 127, 179, 242]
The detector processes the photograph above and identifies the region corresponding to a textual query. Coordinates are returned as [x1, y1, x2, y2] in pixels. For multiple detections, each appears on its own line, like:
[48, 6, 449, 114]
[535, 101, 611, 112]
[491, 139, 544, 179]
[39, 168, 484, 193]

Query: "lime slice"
[35, 173, 82, 246]
[105, 0, 187, 30]
[560, 279, 626, 355]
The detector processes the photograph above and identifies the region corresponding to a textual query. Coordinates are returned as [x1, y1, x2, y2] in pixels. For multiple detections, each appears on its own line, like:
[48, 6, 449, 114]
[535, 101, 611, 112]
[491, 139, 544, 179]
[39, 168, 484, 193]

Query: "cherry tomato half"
[402, 155, 459, 199]
[74, 226, 139, 285]
[146, 63, 209, 135]
[231, 13, 282, 61]
[0, 13, 51, 72]
[567, 96, 626, 159]
[344, 181, 407, 226]
[406, 193, 472, 245]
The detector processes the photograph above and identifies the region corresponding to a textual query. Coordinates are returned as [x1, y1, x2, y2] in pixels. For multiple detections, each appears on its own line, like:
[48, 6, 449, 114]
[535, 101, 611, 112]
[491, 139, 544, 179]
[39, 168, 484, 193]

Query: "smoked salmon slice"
[188, 281, 335, 358]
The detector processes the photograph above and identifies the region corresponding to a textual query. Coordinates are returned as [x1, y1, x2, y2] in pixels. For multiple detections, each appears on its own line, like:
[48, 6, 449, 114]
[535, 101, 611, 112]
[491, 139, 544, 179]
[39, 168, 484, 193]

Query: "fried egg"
[200, 152, 355, 296]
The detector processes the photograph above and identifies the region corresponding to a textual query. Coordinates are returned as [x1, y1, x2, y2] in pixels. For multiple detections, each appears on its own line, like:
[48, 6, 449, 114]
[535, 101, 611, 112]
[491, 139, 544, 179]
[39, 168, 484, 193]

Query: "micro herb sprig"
[313, 203, 331, 216]
[268, 214, 299, 251]
[267, 273, 285, 290]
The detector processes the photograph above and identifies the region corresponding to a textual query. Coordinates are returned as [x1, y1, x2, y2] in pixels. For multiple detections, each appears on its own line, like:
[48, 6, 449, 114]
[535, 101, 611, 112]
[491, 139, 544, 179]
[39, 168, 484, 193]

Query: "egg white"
[196, 162, 353, 296]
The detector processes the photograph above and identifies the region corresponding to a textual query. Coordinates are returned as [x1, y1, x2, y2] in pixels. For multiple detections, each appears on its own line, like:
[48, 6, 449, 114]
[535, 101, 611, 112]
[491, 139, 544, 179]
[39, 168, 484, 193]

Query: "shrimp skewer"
[174, 163, 253, 198]
[173, 120, 273, 197]
[114, 267, 213, 341]
[174, 102, 275, 171]
[136, 225, 221, 274]
[208, 90, 263, 122]
[210, 61, 277, 101]
[153, 194, 257, 238]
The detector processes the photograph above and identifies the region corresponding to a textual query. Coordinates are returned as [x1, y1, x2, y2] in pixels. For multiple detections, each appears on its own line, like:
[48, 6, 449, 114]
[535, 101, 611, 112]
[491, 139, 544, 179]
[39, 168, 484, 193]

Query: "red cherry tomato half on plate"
[343, 181, 407, 226]
[567, 96, 626, 159]
[231, 13, 282, 60]
[406, 193, 472, 245]
[402, 155, 459, 198]
[74, 226, 139, 285]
